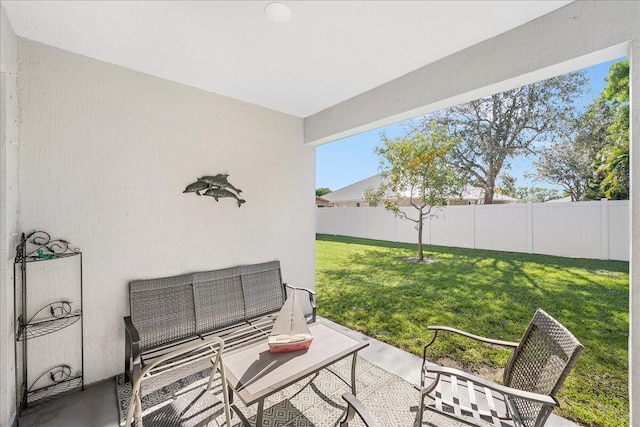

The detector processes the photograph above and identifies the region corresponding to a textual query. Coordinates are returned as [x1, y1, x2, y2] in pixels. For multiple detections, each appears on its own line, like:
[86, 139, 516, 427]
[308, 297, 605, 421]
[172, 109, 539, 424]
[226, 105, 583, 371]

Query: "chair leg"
[417, 391, 425, 426]
[218, 366, 232, 427]
[209, 354, 232, 427]
[125, 335, 131, 382]
[125, 392, 142, 427]
[339, 404, 356, 427]
[340, 393, 380, 427]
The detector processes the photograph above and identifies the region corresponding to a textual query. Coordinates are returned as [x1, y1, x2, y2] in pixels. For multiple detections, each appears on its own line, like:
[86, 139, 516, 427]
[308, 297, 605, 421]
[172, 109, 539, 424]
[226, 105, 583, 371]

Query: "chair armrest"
[422, 325, 516, 367]
[427, 326, 519, 348]
[284, 283, 317, 323]
[421, 326, 518, 386]
[123, 316, 141, 383]
[424, 365, 557, 407]
[340, 393, 380, 427]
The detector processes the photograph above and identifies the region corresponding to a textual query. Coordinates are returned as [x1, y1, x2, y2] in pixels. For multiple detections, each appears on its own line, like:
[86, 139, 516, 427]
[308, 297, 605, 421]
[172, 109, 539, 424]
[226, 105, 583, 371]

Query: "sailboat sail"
[268, 290, 313, 353]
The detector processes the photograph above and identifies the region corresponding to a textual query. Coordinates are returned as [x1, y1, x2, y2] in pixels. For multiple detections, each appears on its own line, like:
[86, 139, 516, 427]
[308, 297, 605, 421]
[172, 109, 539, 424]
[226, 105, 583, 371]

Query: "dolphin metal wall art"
[183, 174, 245, 207]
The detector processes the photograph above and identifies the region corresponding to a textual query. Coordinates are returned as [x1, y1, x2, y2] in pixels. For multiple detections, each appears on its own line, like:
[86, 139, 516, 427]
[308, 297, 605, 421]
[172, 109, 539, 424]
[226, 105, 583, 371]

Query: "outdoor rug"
[115, 356, 466, 426]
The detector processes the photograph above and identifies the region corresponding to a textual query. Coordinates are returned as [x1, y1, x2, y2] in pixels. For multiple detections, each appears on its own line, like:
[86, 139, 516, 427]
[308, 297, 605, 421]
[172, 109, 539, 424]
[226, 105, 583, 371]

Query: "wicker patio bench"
[123, 260, 316, 384]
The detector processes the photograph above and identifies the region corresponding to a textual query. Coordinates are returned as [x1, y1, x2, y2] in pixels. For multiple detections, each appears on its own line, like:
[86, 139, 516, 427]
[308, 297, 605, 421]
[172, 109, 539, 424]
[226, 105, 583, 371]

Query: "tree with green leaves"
[531, 59, 630, 201]
[497, 174, 517, 198]
[598, 142, 629, 199]
[575, 97, 616, 200]
[315, 187, 331, 197]
[597, 59, 629, 199]
[423, 71, 588, 204]
[498, 174, 560, 202]
[533, 139, 592, 201]
[531, 97, 614, 201]
[365, 123, 462, 262]
[515, 186, 560, 203]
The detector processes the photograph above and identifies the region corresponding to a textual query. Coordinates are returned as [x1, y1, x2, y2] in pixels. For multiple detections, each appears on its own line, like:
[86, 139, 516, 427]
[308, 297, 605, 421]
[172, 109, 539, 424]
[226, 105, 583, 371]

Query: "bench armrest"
[340, 393, 380, 427]
[124, 316, 141, 383]
[124, 316, 140, 342]
[284, 283, 317, 323]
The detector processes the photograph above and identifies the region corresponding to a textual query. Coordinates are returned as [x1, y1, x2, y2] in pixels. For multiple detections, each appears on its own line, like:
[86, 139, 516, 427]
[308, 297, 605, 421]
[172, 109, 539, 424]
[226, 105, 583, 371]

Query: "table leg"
[230, 404, 252, 427]
[341, 352, 360, 426]
[228, 388, 255, 427]
[256, 399, 265, 426]
[351, 351, 358, 396]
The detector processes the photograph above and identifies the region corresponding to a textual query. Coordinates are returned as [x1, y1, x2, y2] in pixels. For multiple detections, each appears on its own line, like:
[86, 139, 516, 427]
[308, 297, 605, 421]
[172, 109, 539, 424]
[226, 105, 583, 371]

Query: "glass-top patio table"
[222, 322, 369, 426]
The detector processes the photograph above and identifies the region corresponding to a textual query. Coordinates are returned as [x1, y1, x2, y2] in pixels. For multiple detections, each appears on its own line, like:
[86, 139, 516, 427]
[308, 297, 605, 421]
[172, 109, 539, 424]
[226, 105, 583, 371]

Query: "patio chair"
[340, 308, 583, 427]
[125, 336, 232, 427]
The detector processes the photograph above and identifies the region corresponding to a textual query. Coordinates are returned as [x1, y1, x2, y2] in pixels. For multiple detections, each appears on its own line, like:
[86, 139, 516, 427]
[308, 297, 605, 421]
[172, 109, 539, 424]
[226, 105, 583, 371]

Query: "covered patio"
[16, 317, 579, 427]
[1, 1, 638, 426]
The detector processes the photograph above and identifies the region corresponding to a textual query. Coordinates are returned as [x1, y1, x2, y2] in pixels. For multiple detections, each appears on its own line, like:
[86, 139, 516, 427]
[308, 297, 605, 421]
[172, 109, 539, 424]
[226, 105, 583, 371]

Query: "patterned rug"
[115, 356, 464, 426]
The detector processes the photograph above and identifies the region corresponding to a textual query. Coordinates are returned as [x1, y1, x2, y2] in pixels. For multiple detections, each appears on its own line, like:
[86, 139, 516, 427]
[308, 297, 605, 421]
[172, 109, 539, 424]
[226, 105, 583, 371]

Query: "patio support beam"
[0, 5, 19, 427]
[630, 37, 639, 427]
[303, 1, 639, 146]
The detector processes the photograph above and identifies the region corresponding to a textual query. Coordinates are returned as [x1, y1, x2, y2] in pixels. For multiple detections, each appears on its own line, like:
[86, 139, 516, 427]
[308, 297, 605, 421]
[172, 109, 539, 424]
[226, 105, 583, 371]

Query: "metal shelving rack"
[14, 231, 84, 415]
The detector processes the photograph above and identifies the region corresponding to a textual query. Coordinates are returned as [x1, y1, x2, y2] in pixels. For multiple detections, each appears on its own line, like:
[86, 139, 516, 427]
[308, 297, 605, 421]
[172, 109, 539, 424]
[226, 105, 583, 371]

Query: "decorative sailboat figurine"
[268, 290, 313, 353]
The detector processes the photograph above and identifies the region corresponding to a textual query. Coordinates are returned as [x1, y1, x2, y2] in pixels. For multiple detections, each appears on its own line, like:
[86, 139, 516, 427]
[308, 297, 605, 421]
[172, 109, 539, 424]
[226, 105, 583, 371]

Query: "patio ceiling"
[1, 1, 572, 118]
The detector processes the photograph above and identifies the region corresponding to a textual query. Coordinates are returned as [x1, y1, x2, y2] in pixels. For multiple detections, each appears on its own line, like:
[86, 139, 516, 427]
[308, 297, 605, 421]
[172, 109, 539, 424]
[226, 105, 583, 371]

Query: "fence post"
[527, 202, 534, 254]
[472, 204, 477, 249]
[366, 207, 370, 240]
[601, 198, 609, 260]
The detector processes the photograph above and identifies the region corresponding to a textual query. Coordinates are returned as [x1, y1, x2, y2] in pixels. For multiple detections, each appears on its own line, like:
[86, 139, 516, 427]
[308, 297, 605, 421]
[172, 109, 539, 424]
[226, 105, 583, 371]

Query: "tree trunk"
[484, 185, 495, 204]
[484, 167, 501, 204]
[417, 208, 424, 261]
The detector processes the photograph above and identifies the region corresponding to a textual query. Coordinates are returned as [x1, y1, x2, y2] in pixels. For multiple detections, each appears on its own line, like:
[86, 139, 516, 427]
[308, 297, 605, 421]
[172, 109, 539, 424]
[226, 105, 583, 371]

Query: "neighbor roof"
[323, 174, 518, 204]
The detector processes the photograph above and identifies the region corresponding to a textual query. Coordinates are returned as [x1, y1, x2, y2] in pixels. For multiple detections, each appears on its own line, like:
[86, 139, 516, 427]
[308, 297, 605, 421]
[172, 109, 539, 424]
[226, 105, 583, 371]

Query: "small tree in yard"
[366, 123, 462, 262]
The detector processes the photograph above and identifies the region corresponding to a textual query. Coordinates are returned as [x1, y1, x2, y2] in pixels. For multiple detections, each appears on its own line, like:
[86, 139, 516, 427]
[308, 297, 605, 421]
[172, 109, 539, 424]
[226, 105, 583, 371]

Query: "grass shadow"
[315, 234, 629, 427]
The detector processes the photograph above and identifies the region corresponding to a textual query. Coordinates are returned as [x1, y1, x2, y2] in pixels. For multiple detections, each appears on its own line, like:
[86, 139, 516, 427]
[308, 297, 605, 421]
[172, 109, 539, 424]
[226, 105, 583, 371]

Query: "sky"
[315, 57, 626, 193]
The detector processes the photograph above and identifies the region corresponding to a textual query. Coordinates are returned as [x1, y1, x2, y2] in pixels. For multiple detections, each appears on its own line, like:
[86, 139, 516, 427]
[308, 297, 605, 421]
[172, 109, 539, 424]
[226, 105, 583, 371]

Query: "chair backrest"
[503, 309, 583, 426]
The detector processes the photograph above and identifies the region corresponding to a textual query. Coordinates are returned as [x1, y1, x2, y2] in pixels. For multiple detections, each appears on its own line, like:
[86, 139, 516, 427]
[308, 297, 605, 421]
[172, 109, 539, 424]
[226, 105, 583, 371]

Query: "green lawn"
[315, 234, 629, 427]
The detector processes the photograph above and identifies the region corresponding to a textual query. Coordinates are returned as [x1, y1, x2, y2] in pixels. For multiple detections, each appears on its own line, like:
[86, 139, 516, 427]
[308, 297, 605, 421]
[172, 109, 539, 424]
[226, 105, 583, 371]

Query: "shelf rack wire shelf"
[20, 365, 83, 416]
[14, 231, 84, 415]
[16, 301, 82, 341]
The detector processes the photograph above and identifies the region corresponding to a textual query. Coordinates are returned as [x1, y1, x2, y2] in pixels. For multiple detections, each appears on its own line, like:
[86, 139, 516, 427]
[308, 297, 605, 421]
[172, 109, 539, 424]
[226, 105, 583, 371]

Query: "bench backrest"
[129, 261, 286, 350]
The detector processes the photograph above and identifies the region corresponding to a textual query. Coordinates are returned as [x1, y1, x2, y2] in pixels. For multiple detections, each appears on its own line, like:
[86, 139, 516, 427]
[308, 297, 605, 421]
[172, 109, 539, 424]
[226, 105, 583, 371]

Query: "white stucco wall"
[0, 5, 18, 74]
[0, 4, 19, 426]
[16, 39, 315, 387]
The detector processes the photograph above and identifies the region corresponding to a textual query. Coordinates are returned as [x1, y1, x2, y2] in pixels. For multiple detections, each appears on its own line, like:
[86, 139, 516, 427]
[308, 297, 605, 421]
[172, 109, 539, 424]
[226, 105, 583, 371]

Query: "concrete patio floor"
[17, 318, 578, 427]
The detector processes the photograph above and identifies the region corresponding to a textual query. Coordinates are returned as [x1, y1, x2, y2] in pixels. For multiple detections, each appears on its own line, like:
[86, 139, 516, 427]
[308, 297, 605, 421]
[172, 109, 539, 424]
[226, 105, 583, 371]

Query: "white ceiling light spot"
[265, 2, 291, 23]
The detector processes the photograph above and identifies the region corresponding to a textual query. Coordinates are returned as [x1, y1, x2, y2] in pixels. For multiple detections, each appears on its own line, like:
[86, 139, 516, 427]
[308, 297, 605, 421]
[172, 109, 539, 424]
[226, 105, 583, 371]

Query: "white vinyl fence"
[316, 200, 629, 261]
